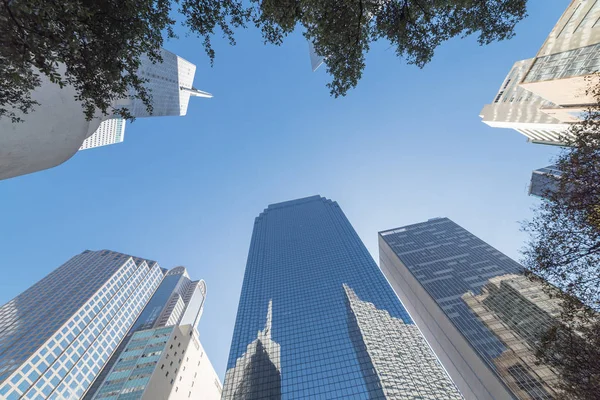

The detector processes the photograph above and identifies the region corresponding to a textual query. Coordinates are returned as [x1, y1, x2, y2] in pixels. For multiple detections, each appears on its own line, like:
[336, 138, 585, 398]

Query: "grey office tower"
[379, 218, 562, 400]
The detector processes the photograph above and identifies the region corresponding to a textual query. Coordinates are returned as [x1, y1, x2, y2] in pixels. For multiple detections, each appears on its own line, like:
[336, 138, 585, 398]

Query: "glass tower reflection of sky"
[0, 250, 164, 400]
[223, 196, 462, 400]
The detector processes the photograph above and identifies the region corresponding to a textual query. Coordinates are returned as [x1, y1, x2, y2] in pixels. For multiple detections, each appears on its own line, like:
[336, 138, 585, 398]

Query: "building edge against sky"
[379, 218, 562, 400]
[480, 0, 600, 146]
[0, 48, 212, 179]
[223, 195, 462, 399]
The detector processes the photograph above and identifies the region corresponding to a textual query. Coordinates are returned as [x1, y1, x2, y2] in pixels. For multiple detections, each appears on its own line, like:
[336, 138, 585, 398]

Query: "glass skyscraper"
[0, 250, 164, 400]
[379, 218, 561, 400]
[529, 165, 561, 198]
[223, 196, 461, 400]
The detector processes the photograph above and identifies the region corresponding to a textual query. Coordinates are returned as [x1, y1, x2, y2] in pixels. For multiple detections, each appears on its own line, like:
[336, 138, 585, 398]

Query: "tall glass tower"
[0, 250, 164, 400]
[379, 218, 561, 400]
[223, 196, 462, 400]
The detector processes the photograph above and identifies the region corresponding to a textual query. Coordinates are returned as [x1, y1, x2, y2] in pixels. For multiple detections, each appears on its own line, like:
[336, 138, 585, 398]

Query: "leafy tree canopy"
[1, 0, 528, 122]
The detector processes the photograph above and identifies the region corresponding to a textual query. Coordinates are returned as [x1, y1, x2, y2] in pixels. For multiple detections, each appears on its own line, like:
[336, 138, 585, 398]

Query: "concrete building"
[480, 0, 600, 146]
[80, 118, 126, 150]
[222, 196, 462, 400]
[379, 218, 562, 400]
[0, 48, 212, 180]
[88, 267, 221, 400]
[0, 250, 164, 400]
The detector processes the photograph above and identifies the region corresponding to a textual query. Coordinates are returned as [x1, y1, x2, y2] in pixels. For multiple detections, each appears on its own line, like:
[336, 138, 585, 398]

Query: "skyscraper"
[223, 196, 462, 400]
[529, 165, 562, 198]
[308, 41, 325, 72]
[379, 218, 561, 400]
[0, 48, 212, 180]
[79, 118, 126, 151]
[0, 250, 164, 400]
[480, 0, 600, 146]
[86, 267, 222, 400]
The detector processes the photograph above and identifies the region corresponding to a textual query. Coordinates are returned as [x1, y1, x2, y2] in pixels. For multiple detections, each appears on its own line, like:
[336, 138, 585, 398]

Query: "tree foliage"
[255, 0, 528, 96]
[522, 79, 600, 399]
[1, 0, 528, 122]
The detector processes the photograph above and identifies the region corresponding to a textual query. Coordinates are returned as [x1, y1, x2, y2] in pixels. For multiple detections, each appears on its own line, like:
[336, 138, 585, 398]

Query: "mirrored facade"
[0, 250, 164, 400]
[462, 274, 562, 399]
[223, 196, 462, 400]
[379, 218, 561, 400]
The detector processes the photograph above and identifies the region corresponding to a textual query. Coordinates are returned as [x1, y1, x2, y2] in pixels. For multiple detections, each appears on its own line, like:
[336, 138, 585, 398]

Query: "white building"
[0, 48, 212, 179]
[80, 118, 126, 150]
[480, 0, 600, 145]
[91, 324, 222, 400]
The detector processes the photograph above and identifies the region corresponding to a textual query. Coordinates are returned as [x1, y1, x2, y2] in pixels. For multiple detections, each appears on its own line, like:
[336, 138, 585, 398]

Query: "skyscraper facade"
[0, 250, 164, 400]
[0, 48, 212, 180]
[223, 196, 462, 400]
[379, 218, 561, 400]
[87, 267, 222, 400]
[529, 165, 562, 198]
[91, 323, 221, 400]
[480, 0, 600, 146]
[479, 59, 573, 145]
[80, 118, 126, 150]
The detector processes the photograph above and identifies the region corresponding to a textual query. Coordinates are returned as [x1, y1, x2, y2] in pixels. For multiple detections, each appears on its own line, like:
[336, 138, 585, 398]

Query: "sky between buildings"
[0, 0, 567, 381]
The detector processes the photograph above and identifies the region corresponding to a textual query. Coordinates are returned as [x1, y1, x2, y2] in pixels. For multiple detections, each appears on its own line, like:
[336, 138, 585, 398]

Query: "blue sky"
[0, 0, 567, 380]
